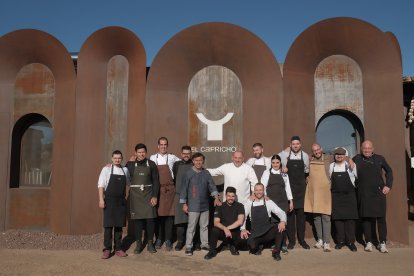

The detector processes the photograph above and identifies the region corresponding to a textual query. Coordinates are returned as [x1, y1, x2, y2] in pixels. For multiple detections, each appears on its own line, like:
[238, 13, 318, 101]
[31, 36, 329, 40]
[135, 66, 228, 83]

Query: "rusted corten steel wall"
[146, 22, 283, 157]
[0, 30, 76, 234]
[283, 17, 408, 243]
[73, 27, 146, 234]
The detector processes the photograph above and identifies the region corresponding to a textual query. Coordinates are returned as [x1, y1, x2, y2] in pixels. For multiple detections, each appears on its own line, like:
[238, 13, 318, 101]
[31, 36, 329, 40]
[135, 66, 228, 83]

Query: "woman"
[261, 154, 293, 253]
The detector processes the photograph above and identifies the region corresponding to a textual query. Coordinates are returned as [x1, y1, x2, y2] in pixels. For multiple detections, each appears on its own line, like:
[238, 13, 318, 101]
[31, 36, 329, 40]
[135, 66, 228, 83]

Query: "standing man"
[172, 145, 193, 251]
[279, 136, 310, 249]
[246, 143, 271, 181]
[204, 186, 245, 260]
[126, 143, 159, 254]
[353, 140, 393, 253]
[150, 137, 180, 250]
[180, 152, 221, 256]
[98, 150, 130, 259]
[208, 151, 258, 206]
[304, 143, 332, 252]
[241, 183, 287, 261]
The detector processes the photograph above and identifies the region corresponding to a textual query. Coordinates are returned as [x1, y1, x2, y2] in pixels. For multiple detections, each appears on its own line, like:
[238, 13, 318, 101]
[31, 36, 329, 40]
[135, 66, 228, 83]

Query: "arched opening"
[10, 113, 53, 188]
[316, 110, 364, 157]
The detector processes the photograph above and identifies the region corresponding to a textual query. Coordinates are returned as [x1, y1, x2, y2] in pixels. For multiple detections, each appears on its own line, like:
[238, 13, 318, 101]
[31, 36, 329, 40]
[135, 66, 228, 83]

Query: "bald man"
[353, 140, 393, 253]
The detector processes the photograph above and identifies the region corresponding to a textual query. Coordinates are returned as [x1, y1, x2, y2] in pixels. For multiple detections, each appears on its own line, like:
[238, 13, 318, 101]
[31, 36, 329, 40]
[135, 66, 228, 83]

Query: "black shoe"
[287, 243, 295, 250]
[348, 243, 357, 252]
[335, 243, 344, 250]
[185, 248, 193, 256]
[201, 245, 210, 251]
[154, 239, 163, 249]
[250, 244, 263, 255]
[133, 241, 143, 254]
[299, 241, 310, 250]
[281, 246, 289, 254]
[229, 245, 240, 256]
[175, 241, 184, 251]
[272, 251, 282, 261]
[194, 243, 201, 251]
[204, 251, 217, 260]
[147, 241, 157, 253]
[165, 240, 173, 251]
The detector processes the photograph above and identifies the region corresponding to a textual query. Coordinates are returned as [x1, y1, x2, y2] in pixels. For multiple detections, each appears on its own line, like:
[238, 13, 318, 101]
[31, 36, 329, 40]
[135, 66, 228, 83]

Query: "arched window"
[316, 110, 364, 157]
[10, 114, 53, 188]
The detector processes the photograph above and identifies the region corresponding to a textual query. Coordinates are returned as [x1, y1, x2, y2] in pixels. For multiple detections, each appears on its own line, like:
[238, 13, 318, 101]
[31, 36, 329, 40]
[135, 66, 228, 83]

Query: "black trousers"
[134, 218, 155, 243]
[286, 208, 305, 244]
[176, 223, 187, 242]
[209, 227, 241, 252]
[104, 227, 123, 251]
[334, 219, 355, 244]
[248, 226, 283, 253]
[157, 216, 174, 241]
[362, 217, 387, 243]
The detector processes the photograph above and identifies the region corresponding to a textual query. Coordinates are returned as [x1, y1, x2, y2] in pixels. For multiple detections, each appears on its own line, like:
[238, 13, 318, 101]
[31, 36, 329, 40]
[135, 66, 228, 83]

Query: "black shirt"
[214, 201, 245, 228]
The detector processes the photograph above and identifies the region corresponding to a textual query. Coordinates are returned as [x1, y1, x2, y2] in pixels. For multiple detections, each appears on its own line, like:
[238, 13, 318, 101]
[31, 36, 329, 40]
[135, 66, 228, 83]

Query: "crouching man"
[241, 183, 287, 261]
[204, 186, 245, 260]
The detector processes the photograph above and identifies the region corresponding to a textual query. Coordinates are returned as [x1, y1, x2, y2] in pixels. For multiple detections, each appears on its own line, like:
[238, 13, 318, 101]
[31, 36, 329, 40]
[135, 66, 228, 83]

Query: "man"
[208, 151, 258, 206]
[150, 137, 180, 250]
[98, 150, 130, 259]
[204, 186, 245, 260]
[172, 145, 193, 251]
[353, 140, 393, 253]
[180, 152, 221, 256]
[241, 183, 287, 261]
[126, 143, 159, 254]
[246, 143, 271, 181]
[304, 143, 332, 252]
[279, 136, 310, 249]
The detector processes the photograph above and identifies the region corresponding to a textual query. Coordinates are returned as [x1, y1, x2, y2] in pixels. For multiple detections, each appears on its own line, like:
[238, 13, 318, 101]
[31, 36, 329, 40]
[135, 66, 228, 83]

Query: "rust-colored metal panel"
[73, 27, 146, 234]
[8, 188, 50, 230]
[0, 29, 76, 234]
[284, 17, 408, 244]
[146, 23, 283, 163]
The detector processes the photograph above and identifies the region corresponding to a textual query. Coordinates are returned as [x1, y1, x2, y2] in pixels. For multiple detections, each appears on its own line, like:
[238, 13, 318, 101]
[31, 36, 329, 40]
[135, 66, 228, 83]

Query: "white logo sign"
[195, 112, 234, 141]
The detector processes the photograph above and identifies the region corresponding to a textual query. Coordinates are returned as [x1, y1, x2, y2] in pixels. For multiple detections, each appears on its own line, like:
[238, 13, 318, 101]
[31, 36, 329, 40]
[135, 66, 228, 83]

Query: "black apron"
[174, 163, 192, 224]
[103, 165, 127, 227]
[130, 160, 157, 219]
[252, 158, 267, 182]
[286, 151, 306, 209]
[331, 164, 358, 220]
[248, 200, 274, 240]
[356, 157, 386, 217]
[266, 171, 289, 212]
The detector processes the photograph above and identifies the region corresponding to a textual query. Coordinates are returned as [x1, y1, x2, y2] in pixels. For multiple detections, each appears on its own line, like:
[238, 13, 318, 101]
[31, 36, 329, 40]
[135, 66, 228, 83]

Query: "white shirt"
[98, 165, 130, 190]
[329, 162, 357, 186]
[241, 198, 287, 230]
[246, 156, 271, 170]
[278, 150, 310, 173]
[150, 153, 180, 177]
[261, 169, 293, 200]
[207, 163, 258, 206]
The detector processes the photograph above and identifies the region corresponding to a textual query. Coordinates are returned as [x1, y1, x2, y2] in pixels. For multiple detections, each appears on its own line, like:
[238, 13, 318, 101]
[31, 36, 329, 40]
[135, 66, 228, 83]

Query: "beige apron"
[304, 155, 331, 215]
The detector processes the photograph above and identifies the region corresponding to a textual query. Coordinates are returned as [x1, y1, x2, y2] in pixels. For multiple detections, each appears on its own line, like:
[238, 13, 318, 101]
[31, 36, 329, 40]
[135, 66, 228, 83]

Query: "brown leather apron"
[304, 156, 331, 215]
[157, 155, 175, 216]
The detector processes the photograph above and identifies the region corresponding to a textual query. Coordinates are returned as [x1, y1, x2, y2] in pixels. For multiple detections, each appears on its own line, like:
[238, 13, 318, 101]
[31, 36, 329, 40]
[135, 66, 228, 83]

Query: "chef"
[98, 150, 130, 259]
[353, 140, 393, 253]
[246, 143, 271, 181]
[330, 147, 358, 252]
[278, 136, 310, 250]
[126, 143, 159, 254]
[150, 137, 180, 251]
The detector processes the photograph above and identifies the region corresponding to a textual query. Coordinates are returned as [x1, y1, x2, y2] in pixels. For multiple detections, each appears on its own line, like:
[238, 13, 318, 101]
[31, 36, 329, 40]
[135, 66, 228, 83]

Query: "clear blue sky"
[1, 0, 413, 75]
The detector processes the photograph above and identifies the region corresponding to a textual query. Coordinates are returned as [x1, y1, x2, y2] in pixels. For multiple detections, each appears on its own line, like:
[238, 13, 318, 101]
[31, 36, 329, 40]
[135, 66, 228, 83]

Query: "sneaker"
[323, 242, 331, 252]
[229, 245, 240, 256]
[287, 243, 295, 250]
[115, 250, 127, 257]
[314, 239, 323, 249]
[175, 241, 184, 251]
[147, 241, 157, 253]
[101, 249, 111, 259]
[348, 243, 357, 252]
[165, 240, 173, 251]
[335, 242, 344, 250]
[185, 248, 193, 256]
[194, 243, 201, 251]
[299, 241, 310, 250]
[154, 239, 163, 249]
[378, 242, 389, 253]
[204, 250, 217, 260]
[364, 242, 373, 252]
[272, 250, 282, 261]
[134, 241, 143, 254]
[281, 246, 289, 254]
[201, 245, 210, 251]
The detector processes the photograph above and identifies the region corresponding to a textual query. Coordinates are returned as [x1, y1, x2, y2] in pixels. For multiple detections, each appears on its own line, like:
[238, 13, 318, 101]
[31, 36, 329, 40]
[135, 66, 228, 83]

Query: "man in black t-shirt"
[204, 186, 245, 260]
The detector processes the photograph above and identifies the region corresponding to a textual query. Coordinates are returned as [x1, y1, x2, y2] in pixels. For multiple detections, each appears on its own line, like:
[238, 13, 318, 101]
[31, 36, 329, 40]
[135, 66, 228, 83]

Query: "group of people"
[97, 136, 393, 261]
